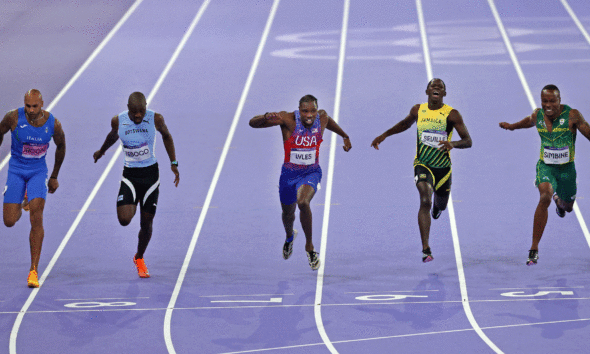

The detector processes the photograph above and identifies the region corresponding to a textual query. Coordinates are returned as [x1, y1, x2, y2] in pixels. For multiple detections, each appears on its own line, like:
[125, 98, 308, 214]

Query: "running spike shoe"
[422, 247, 434, 263]
[27, 270, 39, 288]
[283, 229, 298, 260]
[554, 194, 565, 218]
[307, 250, 320, 270]
[432, 205, 442, 219]
[526, 249, 539, 266]
[22, 190, 30, 211]
[133, 256, 150, 278]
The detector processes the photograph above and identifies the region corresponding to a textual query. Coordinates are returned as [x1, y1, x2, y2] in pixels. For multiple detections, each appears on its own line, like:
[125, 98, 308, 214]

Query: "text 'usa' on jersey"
[283, 110, 323, 169]
[118, 109, 157, 168]
[10, 107, 55, 169]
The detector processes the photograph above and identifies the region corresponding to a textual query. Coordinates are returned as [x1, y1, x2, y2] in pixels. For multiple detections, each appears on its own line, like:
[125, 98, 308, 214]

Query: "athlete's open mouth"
[433, 91, 440, 97]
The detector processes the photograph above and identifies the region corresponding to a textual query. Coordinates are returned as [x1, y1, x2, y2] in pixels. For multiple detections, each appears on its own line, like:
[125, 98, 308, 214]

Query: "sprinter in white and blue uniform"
[249, 95, 352, 270]
[94, 92, 179, 278]
[0, 89, 66, 288]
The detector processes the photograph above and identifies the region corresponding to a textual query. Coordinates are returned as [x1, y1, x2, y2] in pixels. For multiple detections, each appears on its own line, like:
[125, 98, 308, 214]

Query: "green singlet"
[534, 105, 577, 202]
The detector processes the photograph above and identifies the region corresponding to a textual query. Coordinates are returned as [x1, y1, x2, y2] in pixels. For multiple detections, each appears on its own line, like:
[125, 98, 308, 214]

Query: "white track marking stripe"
[487, 0, 590, 249]
[162, 1, 280, 353]
[314, 1, 350, 353]
[8, 1, 146, 353]
[560, 0, 590, 46]
[417, 0, 503, 353]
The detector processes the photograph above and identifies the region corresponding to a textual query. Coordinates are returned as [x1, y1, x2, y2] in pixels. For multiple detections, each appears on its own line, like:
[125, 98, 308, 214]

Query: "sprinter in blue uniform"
[0, 89, 66, 288]
[94, 92, 179, 278]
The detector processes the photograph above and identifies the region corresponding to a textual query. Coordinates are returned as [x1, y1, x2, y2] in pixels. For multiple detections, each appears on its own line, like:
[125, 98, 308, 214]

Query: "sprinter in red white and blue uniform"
[249, 95, 352, 270]
[93, 92, 180, 278]
[0, 89, 66, 288]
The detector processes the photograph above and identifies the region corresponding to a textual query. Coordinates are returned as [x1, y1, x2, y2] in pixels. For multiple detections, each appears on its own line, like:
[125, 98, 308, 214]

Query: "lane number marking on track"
[64, 301, 136, 308]
[500, 291, 575, 298]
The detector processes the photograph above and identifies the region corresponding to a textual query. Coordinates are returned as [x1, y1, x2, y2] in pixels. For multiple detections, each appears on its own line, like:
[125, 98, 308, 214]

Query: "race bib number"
[290, 149, 316, 165]
[124, 143, 151, 162]
[22, 143, 48, 159]
[543, 146, 569, 164]
[421, 130, 448, 148]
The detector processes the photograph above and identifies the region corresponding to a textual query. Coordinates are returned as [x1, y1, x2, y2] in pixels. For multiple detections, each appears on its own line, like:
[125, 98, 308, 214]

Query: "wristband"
[50, 176, 58, 179]
[264, 112, 269, 119]
[171, 160, 178, 167]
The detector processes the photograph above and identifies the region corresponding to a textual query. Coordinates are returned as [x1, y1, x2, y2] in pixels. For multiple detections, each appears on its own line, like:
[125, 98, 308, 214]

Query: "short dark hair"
[426, 78, 446, 90]
[299, 94, 318, 106]
[542, 84, 560, 94]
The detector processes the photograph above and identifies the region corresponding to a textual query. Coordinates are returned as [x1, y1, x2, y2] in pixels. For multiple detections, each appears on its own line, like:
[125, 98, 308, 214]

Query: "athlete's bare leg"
[433, 191, 450, 212]
[3, 203, 23, 227]
[117, 204, 137, 226]
[136, 211, 154, 259]
[416, 181, 433, 250]
[280, 202, 296, 238]
[297, 185, 316, 252]
[531, 182, 553, 250]
[28, 198, 45, 272]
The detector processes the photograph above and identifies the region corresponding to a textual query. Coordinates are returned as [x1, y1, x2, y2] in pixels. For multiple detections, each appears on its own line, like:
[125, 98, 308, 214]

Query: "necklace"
[28, 111, 44, 123]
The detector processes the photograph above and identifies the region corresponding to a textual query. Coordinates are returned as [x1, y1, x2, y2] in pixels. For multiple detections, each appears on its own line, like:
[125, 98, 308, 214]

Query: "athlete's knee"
[419, 196, 432, 210]
[118, 215, 132, 226]
[539, 192, 552, 207]
[296, 198, 311, 211]
[4, 217, 16, 227]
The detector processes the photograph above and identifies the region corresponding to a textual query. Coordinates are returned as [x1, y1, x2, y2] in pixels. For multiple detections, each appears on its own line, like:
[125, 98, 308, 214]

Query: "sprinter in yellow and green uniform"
[372, 79, 472, 263]
[500, 84, 590, 266]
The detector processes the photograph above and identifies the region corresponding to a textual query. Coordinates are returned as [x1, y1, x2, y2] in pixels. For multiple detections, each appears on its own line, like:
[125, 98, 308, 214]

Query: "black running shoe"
[422, 247, 433, 263]
[282, 230, 297, 260]
[432, 206, 442, 219]
[307, 250, 320, 270]
[554, 194, 566, 218]
[526, 249, 539, 266]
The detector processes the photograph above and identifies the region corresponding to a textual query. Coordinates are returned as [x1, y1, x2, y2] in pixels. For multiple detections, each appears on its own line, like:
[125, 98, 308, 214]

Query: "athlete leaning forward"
[500, 84, 590, 265]
[371, 79, 472, 262]
[94, 92, 179, 278]
[0, 89, 66, 287]
[249, 94, 352, 270]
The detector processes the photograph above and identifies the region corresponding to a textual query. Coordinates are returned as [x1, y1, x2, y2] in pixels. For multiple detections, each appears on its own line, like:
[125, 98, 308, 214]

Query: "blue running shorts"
[279, 164, 322, 205]
[3, 165, 48, 203]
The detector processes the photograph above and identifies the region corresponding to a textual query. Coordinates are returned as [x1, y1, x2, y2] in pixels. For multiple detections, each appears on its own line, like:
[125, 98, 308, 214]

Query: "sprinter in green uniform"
[500, 84, 590, 265]
[371, 79, 472, 262]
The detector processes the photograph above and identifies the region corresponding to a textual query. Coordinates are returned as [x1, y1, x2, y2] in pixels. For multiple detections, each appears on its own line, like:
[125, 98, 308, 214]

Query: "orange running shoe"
[27, 270, 39, 288]
[133, 256, 150, 278]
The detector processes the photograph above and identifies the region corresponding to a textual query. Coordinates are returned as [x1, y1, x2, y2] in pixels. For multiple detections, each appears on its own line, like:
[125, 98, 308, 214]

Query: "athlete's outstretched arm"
[48, 118, 66, 193]
[249, 112, 287, 128]
[371, 104, 419, 150]
[324, 111, 351, 152]
[438, 110, 472, 151]
[155, 113, 179, 187]
[499, 110, 537, 131]
[571, 109, 590, 142]
[93, 116, 120, 163]
[0, 110, 16, 147]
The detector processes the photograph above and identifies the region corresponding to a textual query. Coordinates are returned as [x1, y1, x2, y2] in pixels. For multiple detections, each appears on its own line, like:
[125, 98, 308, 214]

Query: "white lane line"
[314, 1, 350, 354]
[417, 1, 503, 353]
[0, 0, 146, 173]
[216, 316, 590, 353]
[9, 1, 146, 353]
[487, 0, 590, 250]
[162, 1, 280, 353]
[415, 0, 433, 80]
[3, 295, 590, 315]
[561, 0, 590, 45]
[199, 294, 294, 298]
[345, 290, 440, 294]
